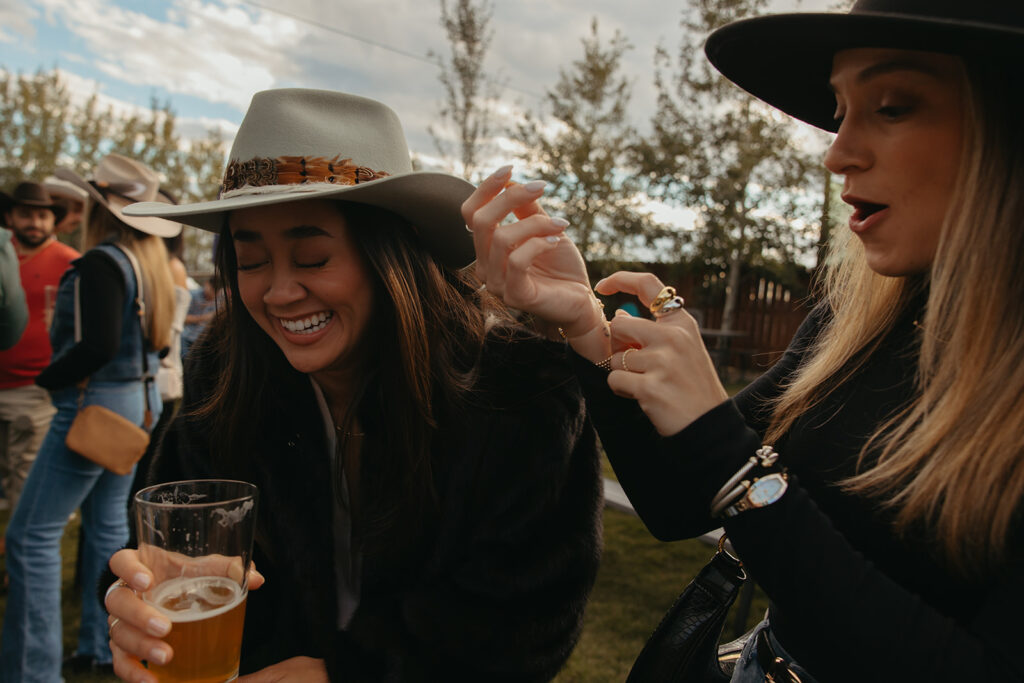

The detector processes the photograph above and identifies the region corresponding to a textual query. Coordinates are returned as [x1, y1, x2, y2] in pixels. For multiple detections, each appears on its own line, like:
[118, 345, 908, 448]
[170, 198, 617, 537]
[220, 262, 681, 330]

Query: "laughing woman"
[102, 89, 601, 683]
[463, 1, 1024, 681]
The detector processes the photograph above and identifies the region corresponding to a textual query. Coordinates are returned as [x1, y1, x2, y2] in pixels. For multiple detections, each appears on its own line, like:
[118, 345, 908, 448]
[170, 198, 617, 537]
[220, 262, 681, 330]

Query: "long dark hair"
[196, 200, 507, 555]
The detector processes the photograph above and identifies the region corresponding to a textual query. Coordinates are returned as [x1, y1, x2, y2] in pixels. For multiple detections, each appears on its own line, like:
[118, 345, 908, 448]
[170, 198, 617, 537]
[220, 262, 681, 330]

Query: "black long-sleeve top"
[36, 250, 126, 390]
[574, 304, 1023, 681]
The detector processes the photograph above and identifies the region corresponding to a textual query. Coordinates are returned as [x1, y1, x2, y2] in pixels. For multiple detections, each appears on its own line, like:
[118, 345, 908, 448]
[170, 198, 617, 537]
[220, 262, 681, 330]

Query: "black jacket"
[137, 329, 603, 682]
[575, 305, 1023, 682]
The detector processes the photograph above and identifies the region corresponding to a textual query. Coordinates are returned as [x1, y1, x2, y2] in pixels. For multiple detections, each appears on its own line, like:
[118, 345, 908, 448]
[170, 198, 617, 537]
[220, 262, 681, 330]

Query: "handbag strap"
[74, 244, 154, 429]
[625, 540, 747, 683]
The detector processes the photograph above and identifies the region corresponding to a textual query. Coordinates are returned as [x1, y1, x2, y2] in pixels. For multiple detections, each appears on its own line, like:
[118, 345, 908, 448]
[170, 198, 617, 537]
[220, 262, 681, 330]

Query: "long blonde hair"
[765, 58, 1024, 576]
[84, 204, 176, 351]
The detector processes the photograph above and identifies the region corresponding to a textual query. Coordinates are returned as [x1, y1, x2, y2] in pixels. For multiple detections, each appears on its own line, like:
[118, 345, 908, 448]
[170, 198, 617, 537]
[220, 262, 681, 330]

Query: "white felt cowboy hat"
[705, 0, 1024, 132]
[41, 176, 89, 205]
[55, 154, 182, 238]
[124, 88, 476, 268]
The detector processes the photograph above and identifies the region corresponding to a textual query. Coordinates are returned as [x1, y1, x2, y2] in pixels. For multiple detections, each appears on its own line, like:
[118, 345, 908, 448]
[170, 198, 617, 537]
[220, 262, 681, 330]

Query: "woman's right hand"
[106, 548, 265, 683]
[462, 166, 609, 361]
[463, 168, 603, 332]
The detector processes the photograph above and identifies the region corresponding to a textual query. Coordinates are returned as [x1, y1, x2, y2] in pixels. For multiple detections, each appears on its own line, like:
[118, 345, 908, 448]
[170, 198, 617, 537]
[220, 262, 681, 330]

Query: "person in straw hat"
[103, 88, 601, 682]
[0, 154, 179, 680]
[463, 0, 1024, 680]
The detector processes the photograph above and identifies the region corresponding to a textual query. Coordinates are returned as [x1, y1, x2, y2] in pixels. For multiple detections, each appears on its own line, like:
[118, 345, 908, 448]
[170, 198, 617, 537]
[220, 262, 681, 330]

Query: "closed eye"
[296, 259, 328, 269]
[877, 105, 912, 119]
[237, 261, 268, 271]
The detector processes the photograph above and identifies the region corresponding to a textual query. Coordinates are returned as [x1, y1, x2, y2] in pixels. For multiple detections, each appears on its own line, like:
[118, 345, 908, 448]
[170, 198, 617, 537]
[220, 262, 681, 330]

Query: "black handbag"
[626, 537, 747, 683]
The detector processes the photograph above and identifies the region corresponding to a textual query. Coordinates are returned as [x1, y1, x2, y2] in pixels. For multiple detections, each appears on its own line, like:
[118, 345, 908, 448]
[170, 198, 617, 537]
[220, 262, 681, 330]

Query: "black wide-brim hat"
[705, 0, 1024, 132]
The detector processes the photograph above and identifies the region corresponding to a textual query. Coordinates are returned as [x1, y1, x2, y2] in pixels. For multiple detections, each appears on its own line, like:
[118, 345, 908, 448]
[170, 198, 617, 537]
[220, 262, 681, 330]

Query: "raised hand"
[462, 166, 606, 346]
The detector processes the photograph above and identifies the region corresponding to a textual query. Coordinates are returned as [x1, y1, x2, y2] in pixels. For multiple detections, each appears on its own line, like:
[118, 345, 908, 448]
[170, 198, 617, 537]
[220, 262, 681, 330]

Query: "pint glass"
[134, 479, 259, 683]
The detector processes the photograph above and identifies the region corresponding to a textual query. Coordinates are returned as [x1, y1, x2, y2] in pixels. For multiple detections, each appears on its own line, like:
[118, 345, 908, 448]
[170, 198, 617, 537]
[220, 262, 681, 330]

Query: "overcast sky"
[2, 0, 838, 174]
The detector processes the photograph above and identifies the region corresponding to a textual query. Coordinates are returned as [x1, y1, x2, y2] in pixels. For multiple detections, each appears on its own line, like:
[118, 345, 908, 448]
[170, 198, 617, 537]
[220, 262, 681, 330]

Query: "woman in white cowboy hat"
[102, 88, 601, 682]
[464, 0, 1024, 680]
[0, 154, 179, 680]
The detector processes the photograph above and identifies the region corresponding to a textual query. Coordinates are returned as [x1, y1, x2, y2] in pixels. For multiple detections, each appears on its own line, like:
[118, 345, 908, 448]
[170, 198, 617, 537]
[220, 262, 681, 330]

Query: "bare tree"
[428, 0, 502, 181]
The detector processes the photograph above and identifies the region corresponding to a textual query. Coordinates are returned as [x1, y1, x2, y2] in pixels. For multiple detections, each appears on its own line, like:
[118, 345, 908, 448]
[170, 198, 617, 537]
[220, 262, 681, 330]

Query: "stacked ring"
[109, 617, 122, 637]
[648, 286, 676, 314]
[653, 295, 686, 318]
[621, 348, 637, 373]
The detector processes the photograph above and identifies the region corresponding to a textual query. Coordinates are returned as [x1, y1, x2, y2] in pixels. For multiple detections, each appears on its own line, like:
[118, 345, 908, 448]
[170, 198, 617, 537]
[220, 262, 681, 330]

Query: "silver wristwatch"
[720, 472, 789, 518]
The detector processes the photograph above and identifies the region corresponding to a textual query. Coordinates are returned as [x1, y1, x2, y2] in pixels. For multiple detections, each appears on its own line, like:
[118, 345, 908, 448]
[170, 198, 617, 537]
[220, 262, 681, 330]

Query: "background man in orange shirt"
[0, 182, 79, 512]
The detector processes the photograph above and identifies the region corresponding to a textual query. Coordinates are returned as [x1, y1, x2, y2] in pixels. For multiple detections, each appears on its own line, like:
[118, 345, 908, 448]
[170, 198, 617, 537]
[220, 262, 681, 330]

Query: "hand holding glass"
[134, 479, 259, 683]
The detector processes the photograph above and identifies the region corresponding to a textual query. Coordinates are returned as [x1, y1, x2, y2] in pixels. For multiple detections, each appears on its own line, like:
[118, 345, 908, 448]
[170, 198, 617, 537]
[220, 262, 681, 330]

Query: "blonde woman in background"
[1, 154, 179, 681]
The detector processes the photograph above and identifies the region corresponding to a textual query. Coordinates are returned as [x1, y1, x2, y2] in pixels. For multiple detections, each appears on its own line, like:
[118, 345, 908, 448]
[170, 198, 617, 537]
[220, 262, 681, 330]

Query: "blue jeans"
[731, 618, 819, 683]
[0, 381, 160, 682]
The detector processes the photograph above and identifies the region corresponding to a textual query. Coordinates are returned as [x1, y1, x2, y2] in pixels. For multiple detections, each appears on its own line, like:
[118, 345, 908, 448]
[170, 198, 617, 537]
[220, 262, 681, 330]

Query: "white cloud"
[0, 0, 37, 45]
[35, 0, 309, 111]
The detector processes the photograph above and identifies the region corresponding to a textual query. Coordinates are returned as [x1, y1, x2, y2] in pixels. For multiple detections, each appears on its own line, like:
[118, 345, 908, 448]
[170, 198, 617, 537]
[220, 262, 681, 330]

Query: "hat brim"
[54, 167, 182, 238]
[123, 172, 476, 269]
[705, 12, 1024, 132]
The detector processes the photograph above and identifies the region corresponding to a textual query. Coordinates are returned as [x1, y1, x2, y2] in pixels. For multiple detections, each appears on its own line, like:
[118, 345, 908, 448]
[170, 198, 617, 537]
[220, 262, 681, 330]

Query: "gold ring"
[108, 617, 122, 638]
[648, 286, 676, 314]
[622, 347, 637, 373]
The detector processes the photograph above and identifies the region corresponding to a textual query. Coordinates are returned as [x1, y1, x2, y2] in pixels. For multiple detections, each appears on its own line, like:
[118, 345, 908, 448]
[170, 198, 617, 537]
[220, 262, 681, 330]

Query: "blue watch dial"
[748, 473, 787, 506]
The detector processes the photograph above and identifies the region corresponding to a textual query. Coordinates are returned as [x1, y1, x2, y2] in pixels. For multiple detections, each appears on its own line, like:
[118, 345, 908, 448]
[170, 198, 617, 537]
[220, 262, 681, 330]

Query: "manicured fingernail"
[132, 573, 151, 590]
[615, 309, 632, 317]
[148, 617, 171, 637]
[595, 278, 607, 288]
[490, 165, 512, 180]
[148, 647, 169, 665]
[546, 236, 560, 244]
[522, 180, 546, 192]
[550, 217, 569, 228]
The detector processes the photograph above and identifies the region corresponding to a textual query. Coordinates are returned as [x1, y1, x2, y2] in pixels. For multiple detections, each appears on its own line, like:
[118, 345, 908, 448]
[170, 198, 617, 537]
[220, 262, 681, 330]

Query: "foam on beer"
[148, 576, 245, 623]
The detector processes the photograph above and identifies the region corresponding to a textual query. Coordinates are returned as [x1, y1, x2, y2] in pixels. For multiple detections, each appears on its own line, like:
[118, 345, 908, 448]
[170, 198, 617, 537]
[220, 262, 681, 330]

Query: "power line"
[243, 0, 438, 66]
[239, 0, 542, 100]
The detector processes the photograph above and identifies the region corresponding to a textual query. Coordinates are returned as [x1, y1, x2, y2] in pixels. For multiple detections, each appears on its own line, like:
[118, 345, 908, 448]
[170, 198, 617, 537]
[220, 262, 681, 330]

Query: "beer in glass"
[134, 479, 258, 683]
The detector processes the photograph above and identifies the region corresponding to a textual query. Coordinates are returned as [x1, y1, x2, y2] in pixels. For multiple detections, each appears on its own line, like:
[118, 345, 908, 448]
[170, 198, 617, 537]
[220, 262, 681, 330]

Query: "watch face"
[748, 474, 787, 506]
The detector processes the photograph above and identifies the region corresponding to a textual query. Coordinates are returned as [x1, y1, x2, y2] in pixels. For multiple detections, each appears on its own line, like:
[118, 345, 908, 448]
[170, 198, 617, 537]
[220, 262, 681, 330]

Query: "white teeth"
[281, 312, 332, 334]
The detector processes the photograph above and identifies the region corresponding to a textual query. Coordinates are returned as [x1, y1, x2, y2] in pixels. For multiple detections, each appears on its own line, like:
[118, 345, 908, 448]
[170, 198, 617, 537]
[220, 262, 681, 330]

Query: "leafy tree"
[0, 69, 73, 186]
[510, 19, 667, 262]
[0, 68, 225, 274]
[641, 0, 824, 330]
[428, 0, 502, 181]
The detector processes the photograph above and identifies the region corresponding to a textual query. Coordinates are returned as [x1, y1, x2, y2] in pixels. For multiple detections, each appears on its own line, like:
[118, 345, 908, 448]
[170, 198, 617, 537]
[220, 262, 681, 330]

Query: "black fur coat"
[142, 329, 603, 682]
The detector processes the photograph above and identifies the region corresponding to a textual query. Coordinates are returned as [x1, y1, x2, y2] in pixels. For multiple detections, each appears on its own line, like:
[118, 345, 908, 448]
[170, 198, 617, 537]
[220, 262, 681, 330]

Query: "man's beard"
[12, 227, 50, 248]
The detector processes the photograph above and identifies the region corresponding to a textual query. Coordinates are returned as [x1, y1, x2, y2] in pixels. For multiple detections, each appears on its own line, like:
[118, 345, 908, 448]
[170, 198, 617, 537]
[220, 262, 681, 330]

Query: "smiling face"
[229, 199, 375, 380]
[824, 48, 966, 276]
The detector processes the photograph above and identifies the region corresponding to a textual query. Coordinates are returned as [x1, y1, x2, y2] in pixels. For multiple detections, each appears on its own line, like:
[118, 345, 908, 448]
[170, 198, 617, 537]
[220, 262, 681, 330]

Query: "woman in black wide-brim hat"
[464, 0, 1024, 680]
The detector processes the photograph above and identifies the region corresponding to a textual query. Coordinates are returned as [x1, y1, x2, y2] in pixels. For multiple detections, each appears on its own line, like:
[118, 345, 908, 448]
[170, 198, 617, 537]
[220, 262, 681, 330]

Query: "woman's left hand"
[236, 657, 327, 682]
[596, 271, 728, 436]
